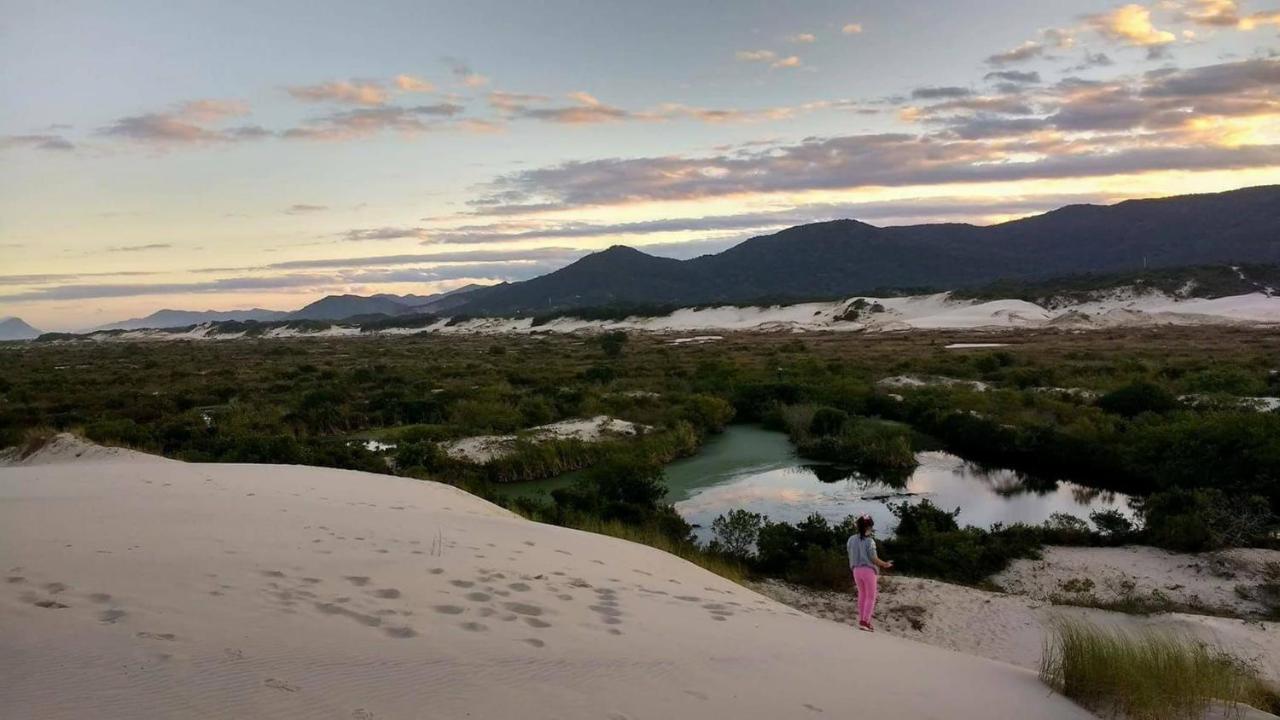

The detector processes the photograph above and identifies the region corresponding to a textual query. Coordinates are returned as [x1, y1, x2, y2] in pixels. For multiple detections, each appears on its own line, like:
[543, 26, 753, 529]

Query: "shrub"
[1098, 381, 1180, 418]
[796, 418, 918, 481]
[709, 509, 764, 559]
[1040, 619, 1277, 720]
[808, 406, 849, 437]
[1139, 488, 1275, 552]
[1090, 509, 1135, 538]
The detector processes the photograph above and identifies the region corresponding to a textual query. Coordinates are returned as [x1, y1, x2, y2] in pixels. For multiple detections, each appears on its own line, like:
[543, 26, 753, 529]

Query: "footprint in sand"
[343, 576, 372, 587]
[433, 605, 465, 615]
[521, 638, 546, 648]
[382, 626, 417, 639]
[88, 593, 112, 604]
[372, 588, 401, 599]
[449, 580, 475, 589]
[465, 592, 491, 602]
[460, 622, 488, 632]
[523, 617, 551, 629]
[34, 599, 69, 609]
[99, 609, 127, 623]
[137, 632, 177, 641]
[264, 678, 299, 692]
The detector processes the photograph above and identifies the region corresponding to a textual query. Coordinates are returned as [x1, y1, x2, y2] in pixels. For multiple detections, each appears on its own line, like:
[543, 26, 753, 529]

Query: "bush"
[795, 418, 918, 481]
[709, 509, 764, 559]
[808, 406, 849, 437]
[1040, 619, 1277, 720]
[1139, 488, 1275, 552]
[1098, 381, 1180, 418]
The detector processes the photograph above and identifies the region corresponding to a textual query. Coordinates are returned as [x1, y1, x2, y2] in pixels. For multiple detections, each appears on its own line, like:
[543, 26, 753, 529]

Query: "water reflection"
[501, 425, 1136, 541]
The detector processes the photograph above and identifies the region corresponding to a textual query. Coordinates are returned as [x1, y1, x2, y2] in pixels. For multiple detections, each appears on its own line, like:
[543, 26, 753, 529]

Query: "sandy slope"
[0, 443, 1092, 720]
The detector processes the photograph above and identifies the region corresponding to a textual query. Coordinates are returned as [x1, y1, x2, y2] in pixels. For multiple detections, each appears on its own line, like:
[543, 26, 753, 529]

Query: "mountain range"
[91, 285, 484, 331]
[447, 185, 1280, 315]
[4, 185, 1279, 337]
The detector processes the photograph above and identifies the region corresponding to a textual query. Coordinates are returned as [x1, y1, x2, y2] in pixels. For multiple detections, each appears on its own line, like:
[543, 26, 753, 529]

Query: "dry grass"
[1040, 619, 1276, 719]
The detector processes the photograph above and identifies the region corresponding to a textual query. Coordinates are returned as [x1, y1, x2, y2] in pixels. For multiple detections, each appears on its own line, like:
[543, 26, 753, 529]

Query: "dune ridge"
[0, 440, 1093, 719]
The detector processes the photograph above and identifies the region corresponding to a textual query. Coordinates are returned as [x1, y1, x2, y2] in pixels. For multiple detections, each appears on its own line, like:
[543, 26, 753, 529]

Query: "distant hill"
[452, 185, 1280, 315]
[288, 286, 483, 321]
[89, 285, 490, 331]
[96, 308, 290, 331]
[0, 317, 41, 341]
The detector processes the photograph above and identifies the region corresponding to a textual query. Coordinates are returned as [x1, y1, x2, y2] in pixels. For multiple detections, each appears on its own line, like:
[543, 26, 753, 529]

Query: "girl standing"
[848, 515, 893, 631]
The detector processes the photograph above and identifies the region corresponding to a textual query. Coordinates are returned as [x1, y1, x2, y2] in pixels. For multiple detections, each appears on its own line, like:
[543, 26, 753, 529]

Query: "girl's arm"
[870, 540, 893, 569]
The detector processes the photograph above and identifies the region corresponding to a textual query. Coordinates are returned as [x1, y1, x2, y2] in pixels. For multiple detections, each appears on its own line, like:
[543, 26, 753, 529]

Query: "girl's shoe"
[858, 621, 873, 632]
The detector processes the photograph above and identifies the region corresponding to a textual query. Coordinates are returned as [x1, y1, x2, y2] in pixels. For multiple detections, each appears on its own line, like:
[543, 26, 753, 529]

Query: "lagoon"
[502, 425, 1135, 540]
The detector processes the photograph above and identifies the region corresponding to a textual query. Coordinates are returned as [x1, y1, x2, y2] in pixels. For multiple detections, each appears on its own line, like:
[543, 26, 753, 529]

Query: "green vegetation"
[1040, 619, 1277, 720]
[3, 326, 1279, 586]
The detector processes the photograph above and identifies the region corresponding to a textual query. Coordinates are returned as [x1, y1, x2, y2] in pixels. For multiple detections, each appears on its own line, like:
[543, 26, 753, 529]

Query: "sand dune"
[0, 440, 1092, 719]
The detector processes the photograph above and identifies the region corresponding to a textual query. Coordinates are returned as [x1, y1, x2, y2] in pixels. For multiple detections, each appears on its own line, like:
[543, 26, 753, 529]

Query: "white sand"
[752, 574, 1280, 688]
[994, 545, 1280, 620]
[0, 440, 1092, 719]
[442, 415, 647, 464]
[55, 288, 1280, 343]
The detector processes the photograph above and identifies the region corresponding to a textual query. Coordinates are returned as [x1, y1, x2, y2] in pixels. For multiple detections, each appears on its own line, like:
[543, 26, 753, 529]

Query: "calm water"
[501, 425, 1134, 540]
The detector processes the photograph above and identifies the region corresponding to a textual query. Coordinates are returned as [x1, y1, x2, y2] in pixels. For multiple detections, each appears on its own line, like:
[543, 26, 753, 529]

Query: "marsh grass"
[1040, 619, 1276, 719]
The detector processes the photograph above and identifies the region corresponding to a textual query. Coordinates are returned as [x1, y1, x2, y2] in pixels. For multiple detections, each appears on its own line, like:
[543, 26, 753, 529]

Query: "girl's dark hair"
[856, 515, 874, 538]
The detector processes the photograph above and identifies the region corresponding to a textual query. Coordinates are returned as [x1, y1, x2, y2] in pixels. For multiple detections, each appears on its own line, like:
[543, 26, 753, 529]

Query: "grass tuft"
[1040, 618, 1277, 719]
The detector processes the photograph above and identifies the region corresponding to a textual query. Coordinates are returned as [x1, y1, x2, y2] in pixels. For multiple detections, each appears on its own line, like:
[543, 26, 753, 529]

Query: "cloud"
[284, 204, 329, 214]
[735, 49, 778, 62]
[2, 134, 74, 151]
[983, 70, 1042, 84]
[787, 33, 816, 43]
[177, 99, 250, 122]
[489, 91, 552, 112]
[841, 23, 863, 34]
[471, 127, 1280, 212]
[393, 74, 435, 93]
[0, 270, 160, 286]
[1172, 0, 1280, 29]
[286, 80, 388, 106]
[772, 56, 803, 69]
[1067, 52, 1116, 70]
[0, 274, 341, 302]
[339, 226, 429, 242]
[105, 243, 171, 253]
[1086, 4, 1177, 46]
[985, 26, 1075, 66]
[1141, 56, 1280, 96]
[509, 92, 630, 124]
[443, 57, 489, 87]
[240, 247, 584, 271]
[986, 41, 1046, 65]
[283, 103, 465, 140]
[98, 99, 265, 145]
[911, 86, 973, 100]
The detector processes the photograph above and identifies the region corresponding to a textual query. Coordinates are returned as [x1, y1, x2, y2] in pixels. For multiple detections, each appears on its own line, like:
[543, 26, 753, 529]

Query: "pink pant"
[853, 566, 878, 625]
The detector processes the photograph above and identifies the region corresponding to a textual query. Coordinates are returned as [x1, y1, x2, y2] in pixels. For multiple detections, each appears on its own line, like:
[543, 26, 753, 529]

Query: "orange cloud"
[286, 81, 388, 106]
[1087, 4, 1176, 45]
[394, 74, 435, 92]
[842, 23, 863, 34]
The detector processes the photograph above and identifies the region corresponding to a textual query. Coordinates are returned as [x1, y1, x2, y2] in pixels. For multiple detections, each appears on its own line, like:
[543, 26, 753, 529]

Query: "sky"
[2, 0, 1279, 330]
